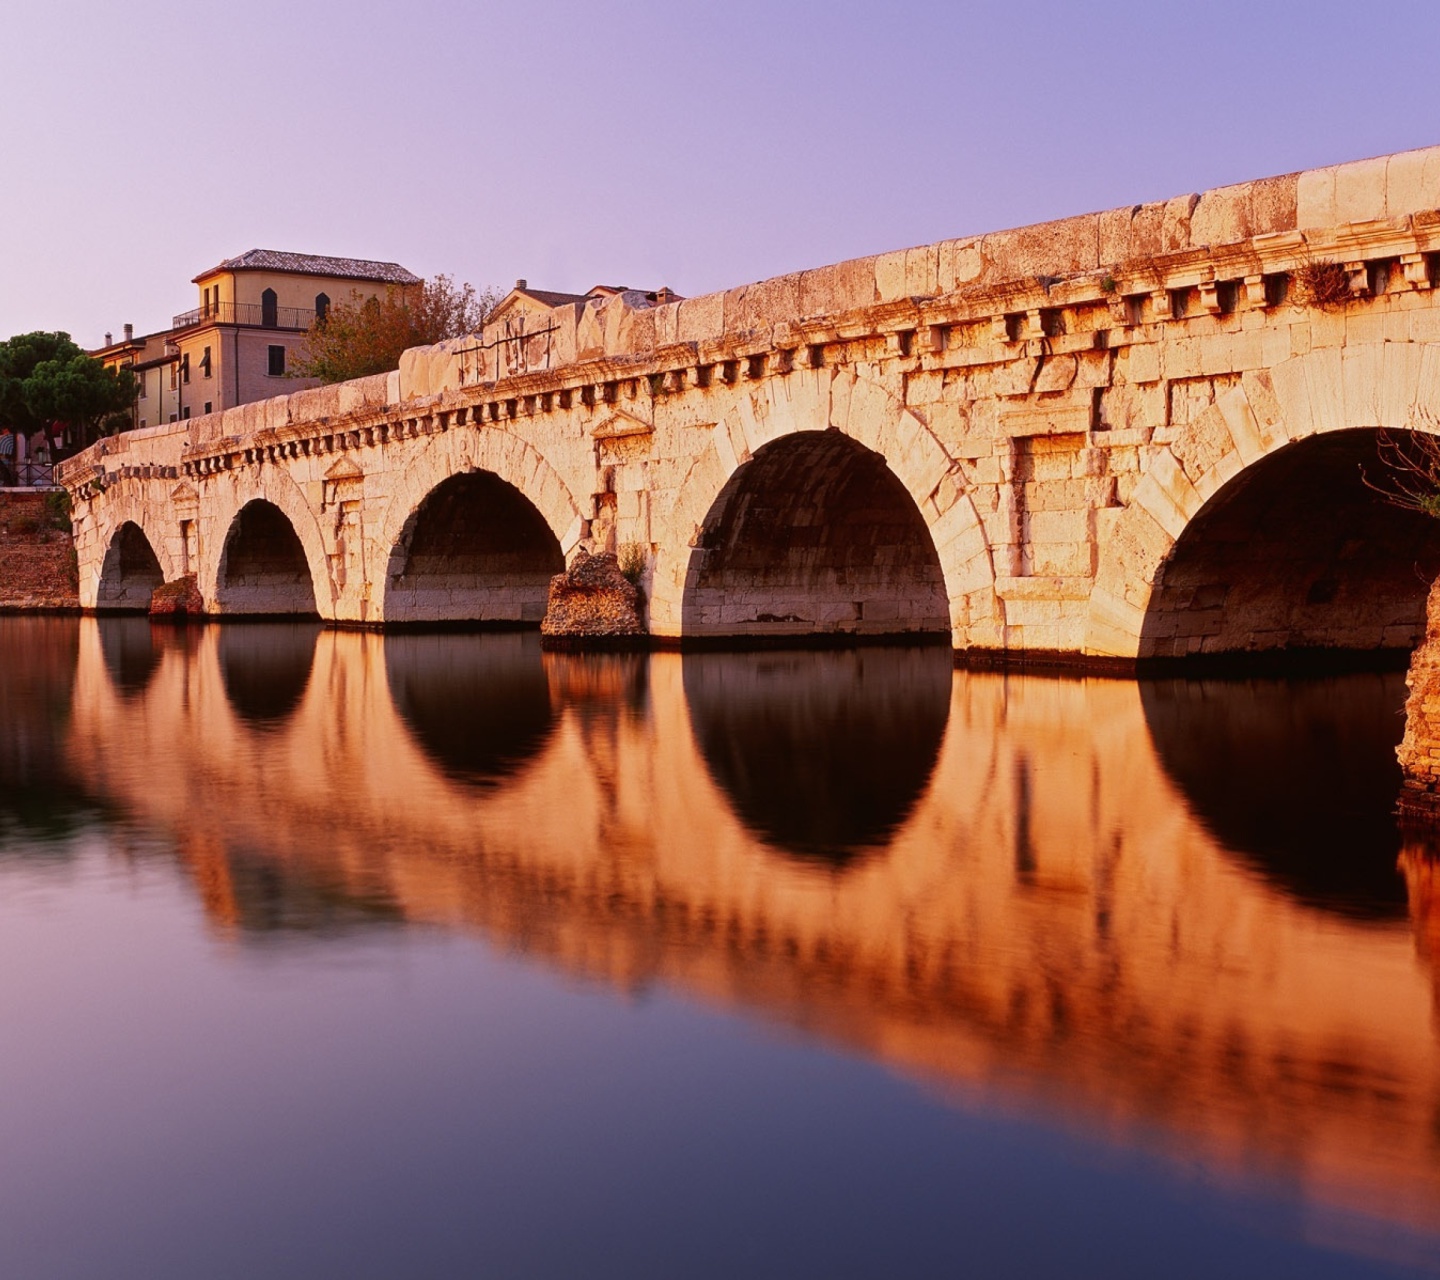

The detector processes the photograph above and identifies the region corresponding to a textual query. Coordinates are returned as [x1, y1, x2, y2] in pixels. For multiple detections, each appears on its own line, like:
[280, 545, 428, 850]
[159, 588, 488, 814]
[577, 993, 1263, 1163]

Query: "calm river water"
[5, 616, 1440, 1277]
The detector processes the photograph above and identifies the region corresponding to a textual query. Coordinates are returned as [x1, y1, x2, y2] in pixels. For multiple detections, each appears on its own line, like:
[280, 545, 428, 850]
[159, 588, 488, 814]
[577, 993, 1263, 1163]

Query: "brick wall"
[0, 492, 78, 609]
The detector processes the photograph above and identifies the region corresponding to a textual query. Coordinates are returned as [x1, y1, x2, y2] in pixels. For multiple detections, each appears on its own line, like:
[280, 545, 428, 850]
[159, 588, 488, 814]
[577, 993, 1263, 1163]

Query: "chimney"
[655, 286, 676, 305]
[515, 278, 527, 290]
[104, 332, 112, 346]
[124, 323, 133, 342]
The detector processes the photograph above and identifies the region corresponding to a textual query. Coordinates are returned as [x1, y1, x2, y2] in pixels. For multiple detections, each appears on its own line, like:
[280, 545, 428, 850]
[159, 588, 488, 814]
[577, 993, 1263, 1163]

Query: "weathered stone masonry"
[58, 144, 1440, 661]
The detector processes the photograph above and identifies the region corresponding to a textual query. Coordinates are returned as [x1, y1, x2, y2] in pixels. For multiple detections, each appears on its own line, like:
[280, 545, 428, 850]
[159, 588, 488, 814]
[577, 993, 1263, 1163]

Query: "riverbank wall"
[0, 491, 78, 611]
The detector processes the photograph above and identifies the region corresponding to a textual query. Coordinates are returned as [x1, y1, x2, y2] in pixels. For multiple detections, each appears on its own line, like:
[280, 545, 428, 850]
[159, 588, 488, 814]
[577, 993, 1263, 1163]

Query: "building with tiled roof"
[94, 249, 422, 428]
[194, 250, 421, 287]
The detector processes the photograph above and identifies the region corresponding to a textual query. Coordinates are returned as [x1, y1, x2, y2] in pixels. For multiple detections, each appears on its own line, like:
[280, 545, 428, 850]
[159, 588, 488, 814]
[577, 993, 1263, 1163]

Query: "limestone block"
[605, 298, 656, 357]
[385, 371, 400, 404]
[576, 300, 606, 361]
[263, 395, 291, 432]
[1267, 356, 1315, 440]
[1190, 183, 1252, 246]
[677, 292, 725, 343]
[1160, 193, 1200, 253]
[980, 214, 1099, 285]
[1214, 385, 1266, 466]
[1296, 166, 1338, 231]
[1301, 346, 1346, 434]
[874, 250, 909, 303]
[724, 275, 803, 336]
[1333, 155, 1390, 225]
[1131, 450, 1200, 541]
[798, 256, 878, 317]
[936, 238, 983, 292]
[875, 246, 938, 302]
[1031, 503, 1082, 544]
[1099, 201, 1167, 264]
[1386, 147, 1440, 220]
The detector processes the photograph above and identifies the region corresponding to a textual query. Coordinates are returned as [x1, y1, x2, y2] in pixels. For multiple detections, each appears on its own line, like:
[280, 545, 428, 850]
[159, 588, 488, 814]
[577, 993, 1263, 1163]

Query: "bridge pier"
[1399, 579, 1440, 821]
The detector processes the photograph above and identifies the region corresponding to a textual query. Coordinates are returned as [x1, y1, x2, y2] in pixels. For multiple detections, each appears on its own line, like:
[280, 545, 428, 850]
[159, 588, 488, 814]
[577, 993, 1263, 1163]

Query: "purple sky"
[4, 0, 1439, 348]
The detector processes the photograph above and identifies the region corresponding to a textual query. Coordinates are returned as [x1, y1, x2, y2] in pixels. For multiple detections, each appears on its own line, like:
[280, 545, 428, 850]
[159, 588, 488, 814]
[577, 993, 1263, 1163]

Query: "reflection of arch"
[680, 431, 950, 640]
[1142, 672, 1409, 918]
[648, 368, 995, 645]
[384, 632, 556, 788]
[215, 500, 320, 616]
[384, 472, 564, 625]
[218, 623, 321, 728]
[682, 645, 952, 865]
[97, 521, 164, 611]
[97, 616, 162, 698]
[1088, 345, 1440, 658]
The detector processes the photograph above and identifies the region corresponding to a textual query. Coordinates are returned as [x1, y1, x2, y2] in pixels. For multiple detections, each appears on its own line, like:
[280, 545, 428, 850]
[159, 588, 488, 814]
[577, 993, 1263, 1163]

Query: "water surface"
[2, 617, 1439, 1278]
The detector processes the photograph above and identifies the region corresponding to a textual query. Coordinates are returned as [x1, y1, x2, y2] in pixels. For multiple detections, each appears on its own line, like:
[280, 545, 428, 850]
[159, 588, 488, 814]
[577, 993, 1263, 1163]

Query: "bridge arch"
[214, 499, 321, 616]
[375, 431, 584, 625]
[648, 368, 996, 643]
[1087, 343, 1440, 660]
[204, 471, 332, 617]
[96, 520, 167, 611]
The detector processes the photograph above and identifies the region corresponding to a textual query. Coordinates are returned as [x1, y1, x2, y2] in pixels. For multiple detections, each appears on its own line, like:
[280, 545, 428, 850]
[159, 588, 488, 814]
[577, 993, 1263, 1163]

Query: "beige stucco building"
[93, 250, 421, 429]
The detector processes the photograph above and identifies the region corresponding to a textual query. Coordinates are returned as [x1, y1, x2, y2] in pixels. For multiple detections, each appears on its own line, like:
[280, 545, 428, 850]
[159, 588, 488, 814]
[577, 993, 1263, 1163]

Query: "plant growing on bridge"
[617, 541, 647, 585]
[0, 331, 135, 445]
[1361, 421, 1440, 520]
[1291, 259, 1352, 309]
[291, 274, 500, 384]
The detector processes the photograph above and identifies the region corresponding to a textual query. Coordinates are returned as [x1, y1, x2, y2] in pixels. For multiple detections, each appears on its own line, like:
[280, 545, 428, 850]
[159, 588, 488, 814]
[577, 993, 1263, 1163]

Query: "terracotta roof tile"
[194, 250, 421, 286]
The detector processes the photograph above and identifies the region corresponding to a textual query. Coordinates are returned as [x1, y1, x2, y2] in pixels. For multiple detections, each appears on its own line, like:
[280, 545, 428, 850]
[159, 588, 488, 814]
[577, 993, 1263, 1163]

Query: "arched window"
[315, 292, 330, 324]
[261, 288, 278, 328]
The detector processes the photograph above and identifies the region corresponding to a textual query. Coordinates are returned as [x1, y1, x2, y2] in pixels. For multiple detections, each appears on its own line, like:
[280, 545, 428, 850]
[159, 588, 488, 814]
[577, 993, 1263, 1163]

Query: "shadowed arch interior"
[682, 431, 949, 640]
[1141, 430, 1440, 660]
[216, 501, 319, 616]
[97, 522, 164, 610]
[385, 471, 565, 625]
[384, 632, 557, 788]
[682, 646, 952, 866]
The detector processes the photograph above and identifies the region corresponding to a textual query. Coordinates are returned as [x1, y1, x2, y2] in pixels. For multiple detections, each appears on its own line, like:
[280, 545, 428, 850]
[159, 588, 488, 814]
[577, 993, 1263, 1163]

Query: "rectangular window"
[181, 354, 190, 384]
[139, 376, 147, 399]
[181, 407, 190, 420]
[268, 345, 286, 376]
[169, 413, 178, 423]
[201, 346, 212, 378]
[203, 401, 212, 415]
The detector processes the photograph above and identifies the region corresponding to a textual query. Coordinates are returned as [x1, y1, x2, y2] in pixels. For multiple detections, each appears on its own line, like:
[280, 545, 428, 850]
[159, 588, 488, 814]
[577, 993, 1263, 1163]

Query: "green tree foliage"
[291, 275, 499, 384]
[0, 331, 136, 443]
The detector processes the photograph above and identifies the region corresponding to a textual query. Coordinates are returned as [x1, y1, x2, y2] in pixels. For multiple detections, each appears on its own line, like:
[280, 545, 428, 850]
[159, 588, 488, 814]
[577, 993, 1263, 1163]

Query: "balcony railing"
[172, 301, 317, 331]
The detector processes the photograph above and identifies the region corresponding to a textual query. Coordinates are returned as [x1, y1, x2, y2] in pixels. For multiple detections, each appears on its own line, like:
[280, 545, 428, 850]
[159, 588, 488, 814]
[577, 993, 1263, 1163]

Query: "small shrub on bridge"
[617, 542, 647, 585]
[1293, 260, 1351, 308]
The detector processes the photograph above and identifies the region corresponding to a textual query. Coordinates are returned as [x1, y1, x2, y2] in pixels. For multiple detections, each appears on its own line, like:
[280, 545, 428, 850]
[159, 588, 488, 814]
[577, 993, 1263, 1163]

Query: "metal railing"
[1, 460, 56, 488]
[172, 301, 317, 331]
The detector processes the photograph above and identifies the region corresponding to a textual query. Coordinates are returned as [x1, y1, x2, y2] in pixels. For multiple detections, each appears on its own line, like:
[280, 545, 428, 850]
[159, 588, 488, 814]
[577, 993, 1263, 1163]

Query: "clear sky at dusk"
[3, 0, 1439, 348]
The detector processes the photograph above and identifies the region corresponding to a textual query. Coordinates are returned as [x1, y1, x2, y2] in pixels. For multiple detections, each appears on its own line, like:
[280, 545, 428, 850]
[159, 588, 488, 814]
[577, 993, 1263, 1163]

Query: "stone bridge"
[58, 144, 1440, 661]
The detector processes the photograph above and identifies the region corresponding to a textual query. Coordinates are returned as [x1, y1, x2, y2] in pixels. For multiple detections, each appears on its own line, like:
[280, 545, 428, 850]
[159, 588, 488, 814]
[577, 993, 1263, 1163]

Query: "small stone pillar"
[149, 574, 204, 620]
[1398, 578, 1440, 820]
[539, 550, 646, 649]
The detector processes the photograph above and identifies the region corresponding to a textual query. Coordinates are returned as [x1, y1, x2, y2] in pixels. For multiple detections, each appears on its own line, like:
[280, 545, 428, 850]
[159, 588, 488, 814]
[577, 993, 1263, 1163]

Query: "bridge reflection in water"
[56, 619, 1440, 1238]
